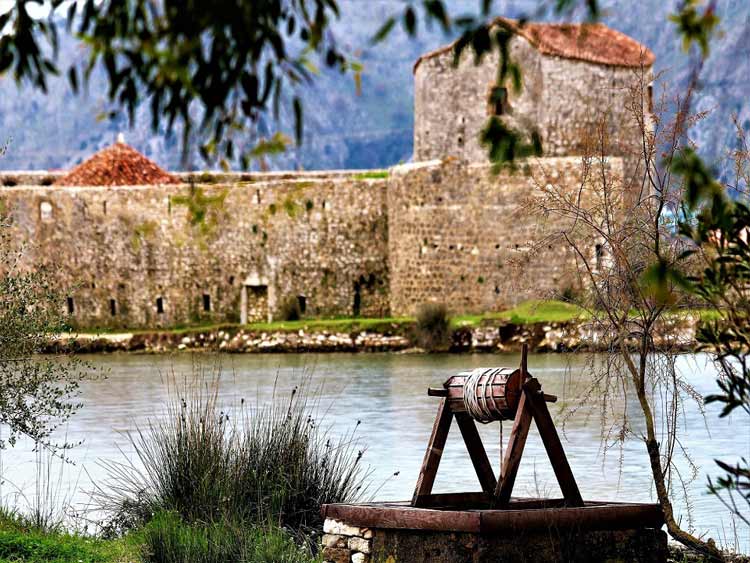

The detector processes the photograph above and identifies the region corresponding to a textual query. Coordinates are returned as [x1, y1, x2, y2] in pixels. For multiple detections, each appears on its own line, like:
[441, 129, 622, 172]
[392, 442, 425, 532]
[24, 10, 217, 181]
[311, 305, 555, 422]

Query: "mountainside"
[0, 0, 747, 175]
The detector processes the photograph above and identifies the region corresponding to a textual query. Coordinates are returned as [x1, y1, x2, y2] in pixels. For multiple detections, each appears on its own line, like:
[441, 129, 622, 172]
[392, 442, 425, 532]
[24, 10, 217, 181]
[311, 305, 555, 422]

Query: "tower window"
[156, 297, 165, 314]
[109, 299, 117, 316]
[203, 294, 211, 312]
[647, 83, 654, 113]
[489, 86, 508, 116]
[39, 201, 53, 221]
[66, 297, 75, 315]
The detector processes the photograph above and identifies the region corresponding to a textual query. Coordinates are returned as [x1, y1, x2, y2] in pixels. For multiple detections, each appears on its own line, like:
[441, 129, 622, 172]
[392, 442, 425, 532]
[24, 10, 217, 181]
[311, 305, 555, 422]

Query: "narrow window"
[102, 201, 107, 215]
[40, 201, 53, 221]
[109, 299, 117, 316]
[352, 282, 361, 317]
[647, 83, 654, 113]
[228, 276, 235, 286]
[297, 295, 307, 314]
[595, 244, 604, 270]
[202, 294, 211, 312]
[66, 297, 75, 315]
[156, 297, 165, 314]
[489, 86, 508, 116]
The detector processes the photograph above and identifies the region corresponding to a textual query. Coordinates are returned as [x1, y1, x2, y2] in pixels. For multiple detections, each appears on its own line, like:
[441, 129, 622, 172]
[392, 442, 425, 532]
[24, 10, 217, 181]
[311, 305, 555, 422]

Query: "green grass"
[73, 300, 723, 338]
[0, 511, 140, 563]
[353, 170, 389, 180]
[452, 300, 587, 327]
[70, 300, 593, 338]
[245, 316, 413, 333]
[139, 512, 317, 563]
[495, 299, 588, 324]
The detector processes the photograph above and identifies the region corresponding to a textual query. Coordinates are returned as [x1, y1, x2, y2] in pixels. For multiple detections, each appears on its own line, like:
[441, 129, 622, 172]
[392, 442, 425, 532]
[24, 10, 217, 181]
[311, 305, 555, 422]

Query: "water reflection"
[1, 352, 748, 549]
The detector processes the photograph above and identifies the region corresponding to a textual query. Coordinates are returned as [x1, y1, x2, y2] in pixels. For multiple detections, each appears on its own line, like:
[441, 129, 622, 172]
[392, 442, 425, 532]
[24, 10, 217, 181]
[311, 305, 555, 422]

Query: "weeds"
[415, 303, 451, 352]
[279, 297, 303, 321]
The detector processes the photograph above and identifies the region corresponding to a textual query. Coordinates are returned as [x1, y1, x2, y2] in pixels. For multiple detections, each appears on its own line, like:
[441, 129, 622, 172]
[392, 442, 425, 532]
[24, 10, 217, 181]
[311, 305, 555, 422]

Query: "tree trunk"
[620, 344, 725, 561]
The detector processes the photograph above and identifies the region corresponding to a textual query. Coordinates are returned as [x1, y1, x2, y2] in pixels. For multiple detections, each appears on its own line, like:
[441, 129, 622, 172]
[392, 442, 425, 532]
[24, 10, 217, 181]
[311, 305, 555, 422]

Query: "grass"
[94, 372, 368, 541]
[72, 299, 719, 339]
[0, 509, 139, 563]
[451, 299, 587, 327]
[139, 512, 317, 563]
[353, 170, 389, 180]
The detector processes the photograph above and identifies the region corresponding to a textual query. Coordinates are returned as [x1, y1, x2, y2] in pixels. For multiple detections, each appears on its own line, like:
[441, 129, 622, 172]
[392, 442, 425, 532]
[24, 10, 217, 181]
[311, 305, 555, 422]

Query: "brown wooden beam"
[493, 389, 533, 506]
[524, 378, 584, 507]
[455, 412, 497, 493]
[412, 398, 453, 507]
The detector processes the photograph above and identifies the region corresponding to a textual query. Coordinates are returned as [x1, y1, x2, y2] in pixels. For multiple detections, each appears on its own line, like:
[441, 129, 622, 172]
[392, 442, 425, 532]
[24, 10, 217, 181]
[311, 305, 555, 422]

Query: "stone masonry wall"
[387, 157, 622, 316]
[0, 173, 389, 329]
[321, 517, 668, 563]
[414, 34, 652, 187]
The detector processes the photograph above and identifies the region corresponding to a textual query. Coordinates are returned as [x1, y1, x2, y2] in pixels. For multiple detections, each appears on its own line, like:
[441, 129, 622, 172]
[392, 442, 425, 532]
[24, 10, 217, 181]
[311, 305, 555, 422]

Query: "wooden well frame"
[321, 345, 664, 539]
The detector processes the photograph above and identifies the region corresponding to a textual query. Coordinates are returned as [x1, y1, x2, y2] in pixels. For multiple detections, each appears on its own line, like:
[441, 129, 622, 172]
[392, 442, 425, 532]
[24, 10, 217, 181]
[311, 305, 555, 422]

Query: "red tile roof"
[55, 141, 178, 186]
[414, 18, 655, 72]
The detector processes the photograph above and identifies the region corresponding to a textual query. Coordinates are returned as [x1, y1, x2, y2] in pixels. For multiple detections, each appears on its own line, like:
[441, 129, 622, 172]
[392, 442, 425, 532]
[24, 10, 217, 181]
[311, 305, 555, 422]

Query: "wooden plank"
[322, 501, 664, 533]
[455, 412, 497, 493]
[524, 378, 584, 508]
[412, 398, 452, 506]
[493, 389, 533, 506]
[406, 492, 491, 510]
[323, 502, 481, 533]
[480, 503, 664, 533]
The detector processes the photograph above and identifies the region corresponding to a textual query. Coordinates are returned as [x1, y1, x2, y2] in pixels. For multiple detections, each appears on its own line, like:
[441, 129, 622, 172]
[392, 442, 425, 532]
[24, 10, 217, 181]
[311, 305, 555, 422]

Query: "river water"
[1, 352, 748, 550]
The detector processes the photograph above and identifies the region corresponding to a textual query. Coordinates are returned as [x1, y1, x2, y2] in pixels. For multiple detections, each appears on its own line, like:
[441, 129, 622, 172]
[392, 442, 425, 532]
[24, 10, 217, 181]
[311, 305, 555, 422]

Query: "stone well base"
[320, 500, 668, 563]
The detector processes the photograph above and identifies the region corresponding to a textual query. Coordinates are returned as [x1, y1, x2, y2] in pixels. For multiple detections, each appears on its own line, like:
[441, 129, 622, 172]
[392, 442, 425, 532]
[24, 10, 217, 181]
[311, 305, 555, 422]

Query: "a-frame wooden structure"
[412, 345, 583, 509]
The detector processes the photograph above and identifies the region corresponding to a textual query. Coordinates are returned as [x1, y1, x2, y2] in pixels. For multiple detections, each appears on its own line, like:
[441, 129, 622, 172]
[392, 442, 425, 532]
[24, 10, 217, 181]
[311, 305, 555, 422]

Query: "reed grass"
[94, 370, 370, 543]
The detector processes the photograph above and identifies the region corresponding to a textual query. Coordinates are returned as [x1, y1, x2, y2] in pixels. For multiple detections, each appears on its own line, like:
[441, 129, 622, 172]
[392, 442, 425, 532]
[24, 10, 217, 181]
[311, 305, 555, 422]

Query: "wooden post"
[455, 412, 497, 493]
[493, 390, 533, 506]
[412, 398, 453, 506]
[524, 378, 584, 507]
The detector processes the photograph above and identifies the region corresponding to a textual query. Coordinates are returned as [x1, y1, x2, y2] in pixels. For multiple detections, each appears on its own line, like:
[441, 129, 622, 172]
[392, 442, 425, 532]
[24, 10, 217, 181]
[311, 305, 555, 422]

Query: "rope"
[463, 368, 498, 423]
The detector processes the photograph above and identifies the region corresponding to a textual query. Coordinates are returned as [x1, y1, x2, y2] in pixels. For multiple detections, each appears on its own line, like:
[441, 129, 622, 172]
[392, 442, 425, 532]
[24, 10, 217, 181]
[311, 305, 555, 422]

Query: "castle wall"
[387, 157, 622, 316]
[0, 174, 389, 329]
[413, 36, 652, 186]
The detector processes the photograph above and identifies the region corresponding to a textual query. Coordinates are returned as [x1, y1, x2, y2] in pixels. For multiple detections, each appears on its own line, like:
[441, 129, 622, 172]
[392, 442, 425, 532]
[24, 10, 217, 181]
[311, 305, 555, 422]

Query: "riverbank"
[47, 301, 700, 354]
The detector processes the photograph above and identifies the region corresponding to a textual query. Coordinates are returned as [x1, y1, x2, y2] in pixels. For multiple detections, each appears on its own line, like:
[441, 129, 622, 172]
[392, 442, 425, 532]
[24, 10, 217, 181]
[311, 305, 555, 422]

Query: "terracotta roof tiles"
[55, 141, 178, 187]
[414, 18, 655, 72]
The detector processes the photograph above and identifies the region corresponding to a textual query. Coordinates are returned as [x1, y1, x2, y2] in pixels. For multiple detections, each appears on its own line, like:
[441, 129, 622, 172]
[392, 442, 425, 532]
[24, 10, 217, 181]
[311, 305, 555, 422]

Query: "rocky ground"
[47, 316, 698, 355]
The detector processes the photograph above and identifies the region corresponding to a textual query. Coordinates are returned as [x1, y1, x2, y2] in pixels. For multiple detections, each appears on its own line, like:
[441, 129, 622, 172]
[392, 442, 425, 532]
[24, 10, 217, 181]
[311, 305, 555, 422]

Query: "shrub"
[415, 303, 452, 352]
[141, 511, 314, 563]
[279, 296, 302, 321]
[95, 373, 369, 540]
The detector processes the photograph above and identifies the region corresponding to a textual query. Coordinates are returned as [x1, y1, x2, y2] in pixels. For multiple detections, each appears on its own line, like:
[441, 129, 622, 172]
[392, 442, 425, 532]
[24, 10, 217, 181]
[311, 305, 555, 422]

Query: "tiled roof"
[414, 18, 655, 72]
[55, 141, 178, 186]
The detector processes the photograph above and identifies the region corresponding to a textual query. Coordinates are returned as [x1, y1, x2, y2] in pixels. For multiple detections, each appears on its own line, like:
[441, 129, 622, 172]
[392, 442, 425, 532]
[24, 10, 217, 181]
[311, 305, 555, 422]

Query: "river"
[1, 352, 748, 551]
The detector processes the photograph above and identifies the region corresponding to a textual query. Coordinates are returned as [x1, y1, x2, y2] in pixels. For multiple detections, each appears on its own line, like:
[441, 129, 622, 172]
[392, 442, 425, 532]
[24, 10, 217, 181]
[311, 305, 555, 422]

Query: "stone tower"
[413, 18, 655, 185]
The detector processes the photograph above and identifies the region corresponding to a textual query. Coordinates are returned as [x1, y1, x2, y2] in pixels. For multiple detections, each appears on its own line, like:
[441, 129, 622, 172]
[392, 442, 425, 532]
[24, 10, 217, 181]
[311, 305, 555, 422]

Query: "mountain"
[0, 0, 748, 176]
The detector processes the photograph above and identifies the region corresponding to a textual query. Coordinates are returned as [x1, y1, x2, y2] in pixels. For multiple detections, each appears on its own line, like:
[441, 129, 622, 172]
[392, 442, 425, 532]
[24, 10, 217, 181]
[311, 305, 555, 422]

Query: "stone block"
[351, 553, 369, 563]
[348, 536, 371, 554]
[324, 518, 361, 537]
[321, 546, 350, 563]
[322, 534, 346, 548]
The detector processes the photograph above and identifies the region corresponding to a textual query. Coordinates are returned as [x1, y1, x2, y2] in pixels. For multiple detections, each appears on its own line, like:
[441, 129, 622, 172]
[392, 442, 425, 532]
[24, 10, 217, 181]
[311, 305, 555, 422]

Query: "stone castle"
[0, 19, 654, 329]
